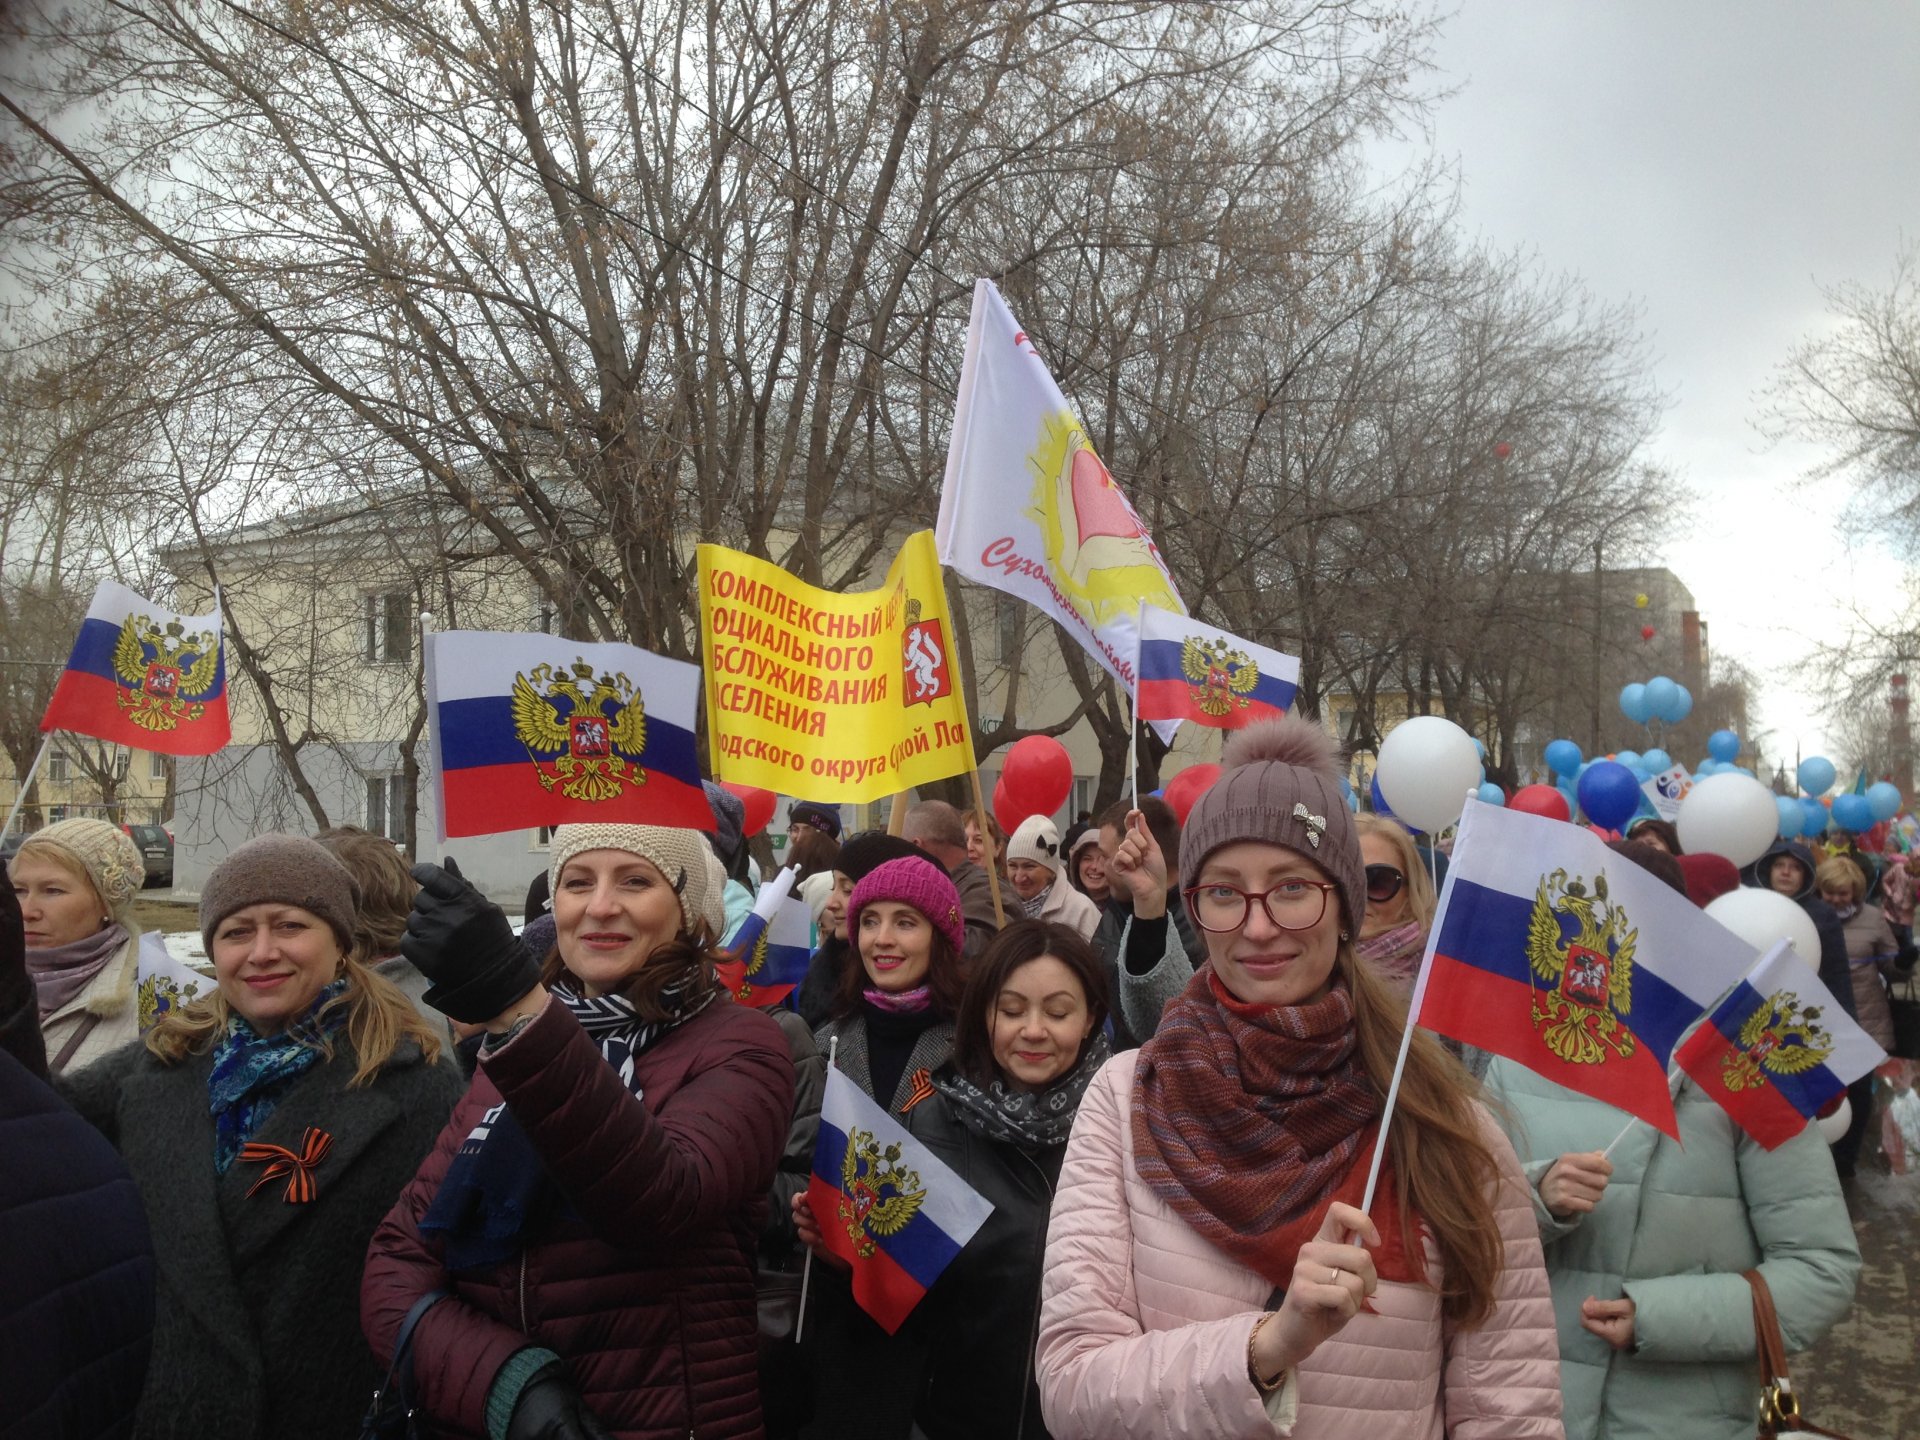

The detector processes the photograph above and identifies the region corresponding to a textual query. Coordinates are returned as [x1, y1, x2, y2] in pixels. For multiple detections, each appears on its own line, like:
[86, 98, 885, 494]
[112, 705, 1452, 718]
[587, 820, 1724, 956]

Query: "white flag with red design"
[935, 279, 1185, 740]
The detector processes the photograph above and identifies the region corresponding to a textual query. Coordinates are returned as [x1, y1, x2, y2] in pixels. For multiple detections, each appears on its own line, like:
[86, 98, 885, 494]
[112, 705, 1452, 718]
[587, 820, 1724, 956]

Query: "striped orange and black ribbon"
[240, 1126, 333, 1203]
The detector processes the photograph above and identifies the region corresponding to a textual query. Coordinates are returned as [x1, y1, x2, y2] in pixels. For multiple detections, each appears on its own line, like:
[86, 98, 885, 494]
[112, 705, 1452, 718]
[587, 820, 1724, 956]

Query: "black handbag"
[361, 1290, 448, 1440]
[1889, 971, 1920, 1061]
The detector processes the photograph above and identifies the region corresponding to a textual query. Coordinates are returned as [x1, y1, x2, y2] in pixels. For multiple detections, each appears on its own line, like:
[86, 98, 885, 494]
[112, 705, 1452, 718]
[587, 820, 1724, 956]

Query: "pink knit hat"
[847, 856, 965, 954]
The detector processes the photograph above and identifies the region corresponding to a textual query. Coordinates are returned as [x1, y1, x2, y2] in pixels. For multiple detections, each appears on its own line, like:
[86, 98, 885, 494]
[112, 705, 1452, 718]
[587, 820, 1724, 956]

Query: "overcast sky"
[1369, 1, 1920, 770]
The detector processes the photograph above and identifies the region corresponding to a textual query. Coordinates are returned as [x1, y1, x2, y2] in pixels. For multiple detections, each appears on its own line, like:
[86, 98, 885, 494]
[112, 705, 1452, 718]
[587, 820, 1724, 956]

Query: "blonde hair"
[12, 838, 147, 959]
[1341, 944, 1504, 1329]
[1354, 814, 1436, 930]
[145, 953, 443, 1084]
[1814, 856, 1867, 903]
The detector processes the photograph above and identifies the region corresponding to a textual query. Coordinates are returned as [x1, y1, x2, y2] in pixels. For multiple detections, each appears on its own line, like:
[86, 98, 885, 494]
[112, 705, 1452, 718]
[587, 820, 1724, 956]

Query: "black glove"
[506, 1369, 612, 1440]
[403, 856, 541, 1025]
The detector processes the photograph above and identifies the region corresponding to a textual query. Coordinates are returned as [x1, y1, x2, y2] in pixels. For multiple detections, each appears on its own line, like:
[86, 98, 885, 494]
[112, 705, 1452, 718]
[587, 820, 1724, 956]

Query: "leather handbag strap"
[1745, 1270, 1852, 1440]
[51, 1013, 104, 1074]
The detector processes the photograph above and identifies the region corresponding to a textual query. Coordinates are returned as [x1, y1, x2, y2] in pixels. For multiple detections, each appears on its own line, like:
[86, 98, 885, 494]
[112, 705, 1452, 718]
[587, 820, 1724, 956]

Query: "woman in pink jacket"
[1036, 715, 1564, 1439]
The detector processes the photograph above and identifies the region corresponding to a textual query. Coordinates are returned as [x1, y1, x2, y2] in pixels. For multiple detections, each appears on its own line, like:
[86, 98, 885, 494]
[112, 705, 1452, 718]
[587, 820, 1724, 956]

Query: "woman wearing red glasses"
[1035, 715, 1561, 1439]
[1353, 814, 1437, 993]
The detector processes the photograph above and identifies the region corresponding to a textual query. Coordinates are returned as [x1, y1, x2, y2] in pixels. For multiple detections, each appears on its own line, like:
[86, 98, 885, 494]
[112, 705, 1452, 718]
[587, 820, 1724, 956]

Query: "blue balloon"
[1615, 749, 1642, 771]
[1577, 760, 1642, 831]
[1544, 739, 1583, 776]
[1668, 684, 1693, 723]
[1798, 756, 1836, 796]
[1833, 793, 1875, 833]
[1867, 781, 1902, 822]
[1799, 797, 1827, 836]
[1619, 683, 1651, 725]
[1473, 737, 1488, 758]
[1476, 782, 1506, 807]
[1641, 748, 1672, 773]
[1696, 758, 1720, 777]
[1775, 796, 1803, 838]
[1643, 676, 1679, 722]
[1345, 788, 1360, 813]
[1707, 729, 1741, 763]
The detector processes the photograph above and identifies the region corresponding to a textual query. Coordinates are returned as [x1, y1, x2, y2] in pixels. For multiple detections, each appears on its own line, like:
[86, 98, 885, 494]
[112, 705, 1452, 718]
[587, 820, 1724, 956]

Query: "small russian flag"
[41, 580, 230, 755]
[807, 1066, 993, 1333]
[718, 868, 814, 1007]
[1134, 603, 1299, 731]
[425, 630, 711, 839]
[1675, 941, 1884, 1149]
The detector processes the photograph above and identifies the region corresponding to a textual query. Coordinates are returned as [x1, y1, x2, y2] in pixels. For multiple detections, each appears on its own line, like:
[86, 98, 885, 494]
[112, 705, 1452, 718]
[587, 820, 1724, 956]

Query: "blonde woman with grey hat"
[11, 817, 154, 1073]
[45, 832, 461, 1440]
[363, 822, 796, 1440]
[1006, 814, 1101, 941]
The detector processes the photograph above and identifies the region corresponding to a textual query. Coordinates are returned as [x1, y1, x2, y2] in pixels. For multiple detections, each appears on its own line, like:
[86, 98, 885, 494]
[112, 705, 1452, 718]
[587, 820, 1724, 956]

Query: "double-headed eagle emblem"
[838, 1127, 926, 1259]
[111, 615, 221, 732]
[1526, 869, 1639, 1065]
[510, 660, 647, 803]
[1180, 635, 1259, 718]
[1720, 992, 1833, 1093]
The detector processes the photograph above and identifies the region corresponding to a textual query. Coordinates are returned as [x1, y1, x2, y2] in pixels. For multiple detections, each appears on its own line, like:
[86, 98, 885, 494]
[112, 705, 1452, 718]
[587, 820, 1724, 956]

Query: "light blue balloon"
[1668, 684, 1693, 723]
[1643, 676, 1679, 721]
[1775, 796, 1802, 837]
[1642, 748, 1672, 773]
[1707, 729, 1741, 763]
[1615, 749, 1642, 770]
[1799, 797, 1827, 835]
[1544, 739, 1583, 775]
[1476, 782, 1506, 807]
[1833, 793, 1875, 833]
[1619, 683, 1652, 725]
[1473, 738, 1488, 758]
[1798, 756, 1836, 796]
[1345, 788, 1360, 813]
[1695, 759, 1719, 777]
[1867, 781, 1902, 822]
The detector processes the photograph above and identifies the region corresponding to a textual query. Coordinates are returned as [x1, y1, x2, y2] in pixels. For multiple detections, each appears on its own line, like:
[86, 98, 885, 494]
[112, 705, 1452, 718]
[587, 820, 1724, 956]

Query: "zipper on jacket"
[518, 1251, 530, 1335]
[1013, 1146, 1057, 1439]
[675, 1293, 697, 1439]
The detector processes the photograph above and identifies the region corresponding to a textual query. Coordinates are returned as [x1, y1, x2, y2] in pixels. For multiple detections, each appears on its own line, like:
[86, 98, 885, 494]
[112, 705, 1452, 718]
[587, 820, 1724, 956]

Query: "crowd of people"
[2, 713, 1894, 1439]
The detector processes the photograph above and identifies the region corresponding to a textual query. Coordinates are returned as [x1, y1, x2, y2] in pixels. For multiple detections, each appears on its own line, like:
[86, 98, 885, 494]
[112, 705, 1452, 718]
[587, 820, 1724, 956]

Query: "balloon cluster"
[1772, 753, 1905, 839]
[992, 736, 1075, 834]
[1619, 675, 1691, 726]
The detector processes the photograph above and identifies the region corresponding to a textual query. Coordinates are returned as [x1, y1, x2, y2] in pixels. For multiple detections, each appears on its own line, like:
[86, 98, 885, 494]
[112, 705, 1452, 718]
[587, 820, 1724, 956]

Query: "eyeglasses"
[1365, 864, 1406, 904]
[1183, 879, 1341, 934]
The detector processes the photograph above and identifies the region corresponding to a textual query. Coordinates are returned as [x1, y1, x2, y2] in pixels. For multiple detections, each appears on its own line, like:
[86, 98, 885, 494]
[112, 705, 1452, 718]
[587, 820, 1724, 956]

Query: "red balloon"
[1493, 441, 1512, 459]
[992, 776, 1028, 836]
[1000, 735, 1073, 821]
[719, 781, 777, 837]
[1163, 764, 1222, 825]
[1509, 784, 1571, 822]
[1640, 625, 1656, 642]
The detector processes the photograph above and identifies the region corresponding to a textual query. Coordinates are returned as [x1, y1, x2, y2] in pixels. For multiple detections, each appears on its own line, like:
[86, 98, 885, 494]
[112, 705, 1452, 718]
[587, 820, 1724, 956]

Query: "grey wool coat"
[60, 1032, 463, 1440]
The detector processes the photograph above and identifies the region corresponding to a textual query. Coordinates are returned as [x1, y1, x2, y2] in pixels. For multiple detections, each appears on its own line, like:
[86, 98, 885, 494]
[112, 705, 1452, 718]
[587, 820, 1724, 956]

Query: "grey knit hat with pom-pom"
[1178, 714, 1365, 937]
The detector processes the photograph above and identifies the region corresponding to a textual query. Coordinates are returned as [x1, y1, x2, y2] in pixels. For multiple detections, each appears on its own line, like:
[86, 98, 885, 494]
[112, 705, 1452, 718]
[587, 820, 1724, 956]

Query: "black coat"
[60, 1034, 462, 1440]
[0, 1046, 155, 1440]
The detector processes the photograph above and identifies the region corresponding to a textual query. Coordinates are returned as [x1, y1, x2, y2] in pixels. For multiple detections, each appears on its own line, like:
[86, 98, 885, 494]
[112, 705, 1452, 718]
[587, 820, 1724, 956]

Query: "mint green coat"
[1483, 1057, 1859, 1440]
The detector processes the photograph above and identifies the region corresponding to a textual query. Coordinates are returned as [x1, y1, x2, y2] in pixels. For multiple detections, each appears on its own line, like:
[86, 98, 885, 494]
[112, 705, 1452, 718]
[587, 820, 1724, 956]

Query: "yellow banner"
[697, 530, 973, 801]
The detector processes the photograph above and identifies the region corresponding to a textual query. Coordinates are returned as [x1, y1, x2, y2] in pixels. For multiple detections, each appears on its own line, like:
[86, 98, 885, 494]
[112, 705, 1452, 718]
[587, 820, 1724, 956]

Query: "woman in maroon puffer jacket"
[362, 824, 795, 1440]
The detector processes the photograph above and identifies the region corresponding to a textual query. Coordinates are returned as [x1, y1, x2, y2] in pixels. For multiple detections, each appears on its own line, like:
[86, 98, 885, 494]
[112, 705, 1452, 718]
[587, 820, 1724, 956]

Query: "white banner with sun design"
[936, 280, 1185, 738]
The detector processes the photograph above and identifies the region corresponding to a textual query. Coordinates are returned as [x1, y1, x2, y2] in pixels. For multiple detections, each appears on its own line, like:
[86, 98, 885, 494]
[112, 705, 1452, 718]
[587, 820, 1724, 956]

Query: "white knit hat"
[547, 824, 717, 938]
[1007, 815, 1063, 873]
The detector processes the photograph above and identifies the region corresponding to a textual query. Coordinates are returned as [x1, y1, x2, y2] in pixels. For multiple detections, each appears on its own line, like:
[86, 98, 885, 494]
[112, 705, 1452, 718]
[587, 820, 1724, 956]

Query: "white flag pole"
[1127, 600, 1145, 812]
[793, 1034, 839, 1345]
[1, 732, 56, 841]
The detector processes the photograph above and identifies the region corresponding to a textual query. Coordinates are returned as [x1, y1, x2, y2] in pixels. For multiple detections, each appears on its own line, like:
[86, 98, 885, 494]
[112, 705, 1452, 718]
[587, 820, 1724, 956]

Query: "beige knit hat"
[1007, 814, 1064, 873]
[547, 824, 717, 938]
[20, 819, 146, 923]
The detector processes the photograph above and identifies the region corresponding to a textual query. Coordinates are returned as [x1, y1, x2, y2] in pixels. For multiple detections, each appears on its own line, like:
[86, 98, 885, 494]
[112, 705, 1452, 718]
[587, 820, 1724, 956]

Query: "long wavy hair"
[540, 915, 724, 1023]
[145, 953, 444, 1084]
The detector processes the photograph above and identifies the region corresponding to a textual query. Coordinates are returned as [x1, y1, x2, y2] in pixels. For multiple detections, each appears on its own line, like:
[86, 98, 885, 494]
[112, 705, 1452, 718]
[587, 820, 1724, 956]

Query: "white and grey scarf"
[931, 1032, 1111, 1151]
[553, 978, 713, 1092]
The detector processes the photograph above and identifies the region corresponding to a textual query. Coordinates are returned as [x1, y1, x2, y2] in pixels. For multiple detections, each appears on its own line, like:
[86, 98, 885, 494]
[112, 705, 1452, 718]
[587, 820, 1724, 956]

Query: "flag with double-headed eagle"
[425, 630, 711, 839]
[41, 580, 230, 755]
[808, 1065, 993, 1333]
[1674, 941, 1883, 1149]
[1134, 603, 1300, 731]
[1409, 799, 1758, 1137]
[717, 867, 813, 1007]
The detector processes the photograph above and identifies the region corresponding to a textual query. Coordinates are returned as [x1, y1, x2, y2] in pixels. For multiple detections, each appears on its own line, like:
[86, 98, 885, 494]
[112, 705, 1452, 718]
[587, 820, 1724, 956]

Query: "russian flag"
[1411, 801, 1759, 1138]
[1135, 603, 1299, 731]
[1674, 941, 1884, 1149]
[807, 1066, 993, 1333]
[425, 630, 711, 839]
[718, 868, 814, 1007]
[41, 580, 229, 755]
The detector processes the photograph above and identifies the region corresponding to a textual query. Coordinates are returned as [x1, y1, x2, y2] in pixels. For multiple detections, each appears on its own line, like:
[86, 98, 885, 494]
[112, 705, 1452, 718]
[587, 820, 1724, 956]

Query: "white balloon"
[1704, 889, 1821, 972]
[1676, 773, 1783, 869]
[1375, 716, 1483, 833]
[1816, 1097, 1851, 1145]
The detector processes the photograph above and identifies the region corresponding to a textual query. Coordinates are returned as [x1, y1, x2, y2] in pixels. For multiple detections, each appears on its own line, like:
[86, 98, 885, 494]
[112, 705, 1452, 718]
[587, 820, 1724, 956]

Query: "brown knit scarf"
[1132, 965, 1421, 1289]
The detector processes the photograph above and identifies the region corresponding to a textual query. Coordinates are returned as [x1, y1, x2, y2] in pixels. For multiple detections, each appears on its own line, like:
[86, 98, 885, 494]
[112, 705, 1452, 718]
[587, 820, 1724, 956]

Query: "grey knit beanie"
[546, 823, 717, 938]
[200, 834, 360, 954]
[1179, 715, 1365, 937]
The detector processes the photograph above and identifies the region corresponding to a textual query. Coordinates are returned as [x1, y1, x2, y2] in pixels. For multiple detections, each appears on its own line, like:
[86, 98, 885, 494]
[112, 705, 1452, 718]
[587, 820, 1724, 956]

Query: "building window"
[1072, 775, 1094, 822]
[365, 591, 413, 663]
[114, 751, 132, 782]
[996, 595, 1022, 659]
[366, 774, 406, 841]
[47, 805, 70, 824]
[149, 752, 167, 780]
[46, 749, 70, 783]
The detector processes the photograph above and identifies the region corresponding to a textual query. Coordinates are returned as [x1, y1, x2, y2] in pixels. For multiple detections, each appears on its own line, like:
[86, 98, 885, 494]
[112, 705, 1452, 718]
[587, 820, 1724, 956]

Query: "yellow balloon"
[1633, 593, 1649, 608]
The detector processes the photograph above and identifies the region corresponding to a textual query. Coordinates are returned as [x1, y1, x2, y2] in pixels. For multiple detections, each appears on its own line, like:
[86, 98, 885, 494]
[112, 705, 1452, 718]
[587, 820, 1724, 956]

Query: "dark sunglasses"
[1365, 863, 1406, 903]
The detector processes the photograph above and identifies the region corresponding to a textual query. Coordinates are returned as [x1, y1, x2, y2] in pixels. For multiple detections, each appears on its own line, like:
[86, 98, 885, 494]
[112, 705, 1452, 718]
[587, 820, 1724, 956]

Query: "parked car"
[122, 823, 175, 887]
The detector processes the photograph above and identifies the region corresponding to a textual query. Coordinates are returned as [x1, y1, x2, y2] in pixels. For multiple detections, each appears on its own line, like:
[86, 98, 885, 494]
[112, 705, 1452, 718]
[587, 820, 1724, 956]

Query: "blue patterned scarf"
[207, 979, 350, 1173]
